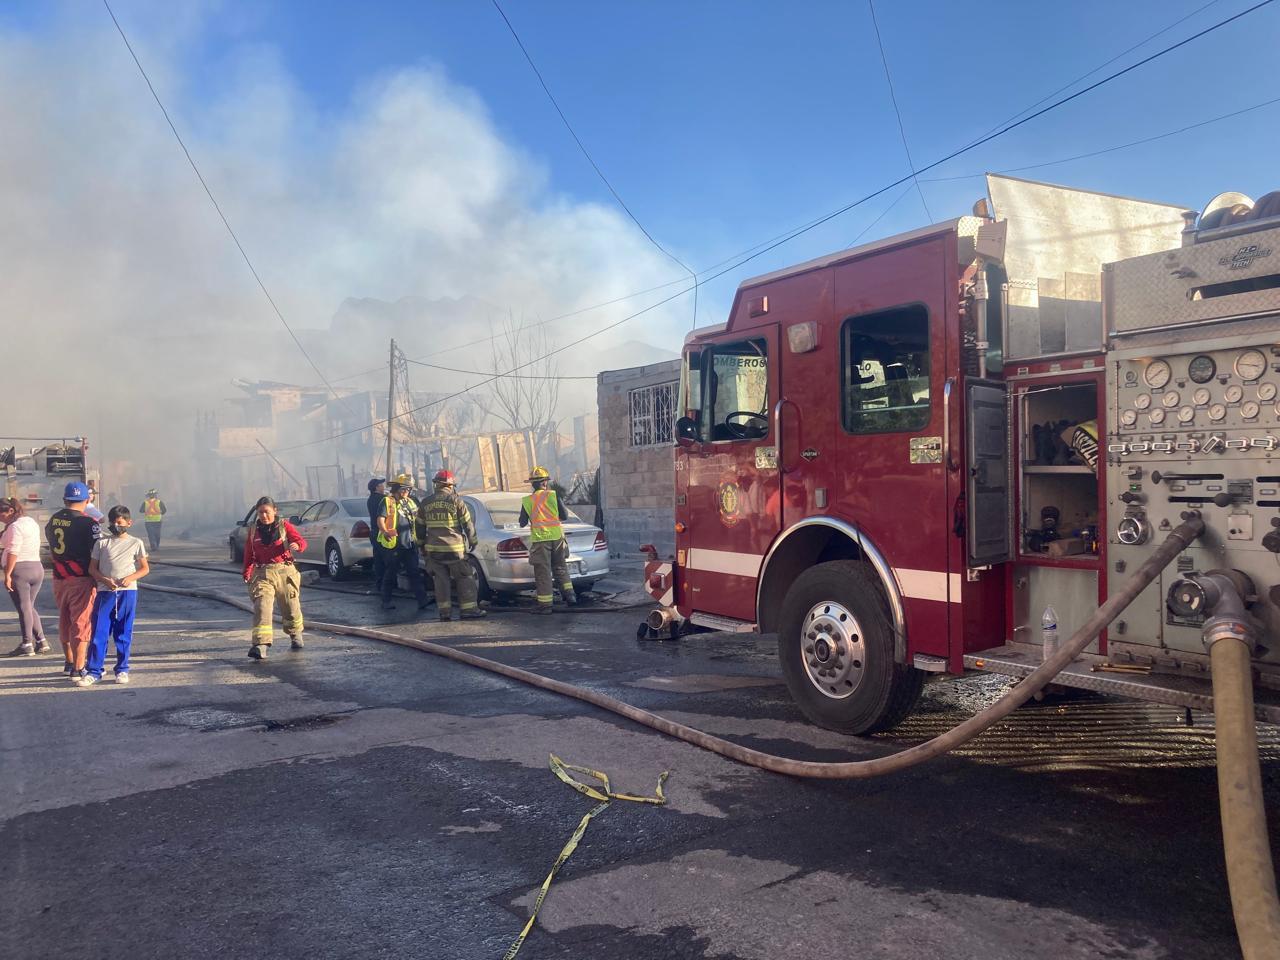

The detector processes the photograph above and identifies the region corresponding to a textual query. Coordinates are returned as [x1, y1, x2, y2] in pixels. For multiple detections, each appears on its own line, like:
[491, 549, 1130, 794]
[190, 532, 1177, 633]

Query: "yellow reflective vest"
[376, 495, 398, 549]
[522, 490, 564, 543]
[143, 498, 164, 522]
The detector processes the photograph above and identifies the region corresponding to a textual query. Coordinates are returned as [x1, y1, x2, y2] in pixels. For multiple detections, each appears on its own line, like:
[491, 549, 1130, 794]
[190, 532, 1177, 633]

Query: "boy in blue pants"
[84, 506, 150, 687]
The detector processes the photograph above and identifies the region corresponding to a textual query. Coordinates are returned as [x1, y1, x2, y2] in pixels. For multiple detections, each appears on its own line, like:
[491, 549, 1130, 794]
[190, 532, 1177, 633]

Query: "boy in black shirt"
[45, 482, 100, 681]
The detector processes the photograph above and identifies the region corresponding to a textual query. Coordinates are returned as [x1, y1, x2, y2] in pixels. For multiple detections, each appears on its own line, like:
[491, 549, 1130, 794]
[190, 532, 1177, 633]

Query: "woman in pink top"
[1, 497, 48, 656]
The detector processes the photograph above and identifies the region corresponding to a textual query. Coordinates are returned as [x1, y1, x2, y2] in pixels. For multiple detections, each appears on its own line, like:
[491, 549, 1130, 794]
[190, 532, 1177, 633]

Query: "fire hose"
[141, 514, 1280, 955]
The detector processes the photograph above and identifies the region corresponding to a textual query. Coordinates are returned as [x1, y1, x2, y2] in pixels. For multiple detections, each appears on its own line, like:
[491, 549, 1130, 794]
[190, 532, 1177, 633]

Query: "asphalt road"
[2, 541, 1279, 959]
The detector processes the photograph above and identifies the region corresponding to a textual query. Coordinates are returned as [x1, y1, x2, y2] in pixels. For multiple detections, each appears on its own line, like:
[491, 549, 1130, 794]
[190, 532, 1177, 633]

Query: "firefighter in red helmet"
[416, 469, 485, 622]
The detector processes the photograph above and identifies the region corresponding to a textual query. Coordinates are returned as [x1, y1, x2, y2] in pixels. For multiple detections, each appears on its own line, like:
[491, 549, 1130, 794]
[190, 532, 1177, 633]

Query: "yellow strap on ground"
[503, 755, 668, 960]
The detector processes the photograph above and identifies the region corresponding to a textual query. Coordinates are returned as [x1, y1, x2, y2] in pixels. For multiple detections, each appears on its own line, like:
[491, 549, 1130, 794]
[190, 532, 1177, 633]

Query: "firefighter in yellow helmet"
[415, 470, 486, 622]
[518, 466, 575, 615]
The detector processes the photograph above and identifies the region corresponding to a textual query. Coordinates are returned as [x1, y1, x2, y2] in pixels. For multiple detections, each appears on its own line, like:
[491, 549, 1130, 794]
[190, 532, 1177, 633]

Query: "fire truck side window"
[842, 305, 931, 434]
[707, 338, 769, 442]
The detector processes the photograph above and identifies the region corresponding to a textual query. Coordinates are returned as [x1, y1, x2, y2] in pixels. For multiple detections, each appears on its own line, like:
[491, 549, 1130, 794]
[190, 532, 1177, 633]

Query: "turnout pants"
[87, 590, 138, 678]
[529, 539, 573, 608]
[145, 521, 162, 551]
[6, 560, 46, 646]
[425, 556, 478, 615]
[248, 563, 303, 646]
[53, 576, 97, 669]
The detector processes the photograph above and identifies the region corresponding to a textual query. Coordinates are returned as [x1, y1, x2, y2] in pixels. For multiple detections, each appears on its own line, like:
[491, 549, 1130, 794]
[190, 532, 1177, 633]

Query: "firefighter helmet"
[433, 469, 456, 486]
[528, 466, 551, 484]
[393, 473, 413, 486]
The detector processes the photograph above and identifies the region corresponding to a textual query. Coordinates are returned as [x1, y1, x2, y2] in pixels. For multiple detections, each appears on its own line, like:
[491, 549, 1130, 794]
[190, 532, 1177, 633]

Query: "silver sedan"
[293, 497, 376, 578]
[463, 492, 609, 599]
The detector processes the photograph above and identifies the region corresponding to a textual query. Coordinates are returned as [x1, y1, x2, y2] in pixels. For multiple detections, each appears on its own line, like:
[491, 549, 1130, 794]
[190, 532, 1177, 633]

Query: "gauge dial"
[1120, 409, 1138, 426]
[1162, 390, 1181, 407]
[1143, 359, 1172, 389]
[1235, 349, 1268, 381]
[1259, 383, 1277, 402]
[1188, 355, 1217, 383]
[1179, 405, 1195, 423]
[1209, 403, 1227, 421]
[1148, 408, 1166, 425]
[1225, 384, 1244, 403]
[1133, 393, 1151, 410]
[1242, 400, 1261, 420]
[1193, 387, 1211, 406]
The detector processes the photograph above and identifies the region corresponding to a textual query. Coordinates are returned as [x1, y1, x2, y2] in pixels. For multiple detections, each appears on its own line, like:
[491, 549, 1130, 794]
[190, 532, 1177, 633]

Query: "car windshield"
[477, 495, 582, 530]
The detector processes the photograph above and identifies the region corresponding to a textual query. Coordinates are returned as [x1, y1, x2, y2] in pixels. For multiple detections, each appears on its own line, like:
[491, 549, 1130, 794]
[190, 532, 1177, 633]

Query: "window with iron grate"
[629, 382, 678, 447]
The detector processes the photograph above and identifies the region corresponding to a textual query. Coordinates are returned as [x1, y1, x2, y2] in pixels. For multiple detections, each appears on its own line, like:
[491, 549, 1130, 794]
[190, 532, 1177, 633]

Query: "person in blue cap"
[366, 477, 387, 592]
[44, 481, 101, 683]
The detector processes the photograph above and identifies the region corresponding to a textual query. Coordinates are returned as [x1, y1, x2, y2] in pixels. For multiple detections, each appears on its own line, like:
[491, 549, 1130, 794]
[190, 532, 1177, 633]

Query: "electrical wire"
[406, 358, 597, 380]
[920, 94, 1280, 183]
[846, 182, 916, 248]
[489, 0, 701, 330]
[238, 0, 1276, 459]
[102, 0, 366, 430]
[867, 0, 931, 221]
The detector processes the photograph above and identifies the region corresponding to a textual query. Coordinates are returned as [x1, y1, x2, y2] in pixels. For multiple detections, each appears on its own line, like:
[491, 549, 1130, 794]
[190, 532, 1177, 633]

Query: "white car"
[292, 497, 376, 578]
[463, 492, 609, 599]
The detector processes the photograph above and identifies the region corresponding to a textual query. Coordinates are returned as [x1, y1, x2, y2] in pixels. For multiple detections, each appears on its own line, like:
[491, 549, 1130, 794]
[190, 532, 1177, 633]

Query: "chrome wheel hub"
[800, 601, 866, 699]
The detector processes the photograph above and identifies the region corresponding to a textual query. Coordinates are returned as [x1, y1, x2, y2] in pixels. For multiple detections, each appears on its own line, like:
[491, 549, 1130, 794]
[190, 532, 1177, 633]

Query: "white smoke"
[0, 2, 694, 487]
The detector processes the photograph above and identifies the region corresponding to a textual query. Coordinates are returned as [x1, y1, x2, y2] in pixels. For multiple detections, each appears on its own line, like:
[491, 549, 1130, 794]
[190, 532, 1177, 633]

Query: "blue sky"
[3, 0, 1279, 440]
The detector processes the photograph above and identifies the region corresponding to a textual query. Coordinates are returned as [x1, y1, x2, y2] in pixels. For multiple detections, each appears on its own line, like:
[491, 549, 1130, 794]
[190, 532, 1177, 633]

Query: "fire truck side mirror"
[675, 417, 700, 448]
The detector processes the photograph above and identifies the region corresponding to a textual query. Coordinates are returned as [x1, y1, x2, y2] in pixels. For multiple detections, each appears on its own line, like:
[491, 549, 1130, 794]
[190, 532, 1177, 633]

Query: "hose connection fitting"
[1166, 569, 1258, 653]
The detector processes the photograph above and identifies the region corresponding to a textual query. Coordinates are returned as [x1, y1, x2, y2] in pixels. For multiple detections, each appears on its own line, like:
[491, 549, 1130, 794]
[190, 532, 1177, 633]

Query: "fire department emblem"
[717, 481, 742, 526]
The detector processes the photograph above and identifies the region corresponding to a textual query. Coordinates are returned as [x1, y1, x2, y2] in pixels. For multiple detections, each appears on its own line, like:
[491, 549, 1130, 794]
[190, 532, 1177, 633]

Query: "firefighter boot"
[248, 644, 269, 661]
[562, 586, 578, 606]
[290, 635, 304, 651]
[460, 607, 487, 620]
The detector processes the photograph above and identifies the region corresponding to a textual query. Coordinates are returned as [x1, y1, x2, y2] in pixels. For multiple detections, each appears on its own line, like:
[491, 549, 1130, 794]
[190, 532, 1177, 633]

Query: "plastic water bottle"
[1041, 606, 1059, 662]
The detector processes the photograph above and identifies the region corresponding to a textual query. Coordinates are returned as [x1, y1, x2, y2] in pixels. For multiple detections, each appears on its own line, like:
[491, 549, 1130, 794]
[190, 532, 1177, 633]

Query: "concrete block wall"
[597, 359, 680, 559]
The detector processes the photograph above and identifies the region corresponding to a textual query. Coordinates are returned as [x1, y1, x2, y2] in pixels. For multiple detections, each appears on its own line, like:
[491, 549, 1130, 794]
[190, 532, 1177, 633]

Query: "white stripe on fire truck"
[685, 548, 763, 579]
[893, 568, 963, 603]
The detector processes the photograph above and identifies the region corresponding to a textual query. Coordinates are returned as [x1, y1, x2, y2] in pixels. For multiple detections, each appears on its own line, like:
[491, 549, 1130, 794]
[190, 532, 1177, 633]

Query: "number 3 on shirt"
[51, 527, 66, 554]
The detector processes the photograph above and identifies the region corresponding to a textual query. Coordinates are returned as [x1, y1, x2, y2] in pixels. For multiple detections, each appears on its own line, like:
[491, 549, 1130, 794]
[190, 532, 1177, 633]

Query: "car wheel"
[576, 580, 596, 596]
[325, 541, 348, 580]
[777, 560, 923, 735]
[468, 557, 493, 602]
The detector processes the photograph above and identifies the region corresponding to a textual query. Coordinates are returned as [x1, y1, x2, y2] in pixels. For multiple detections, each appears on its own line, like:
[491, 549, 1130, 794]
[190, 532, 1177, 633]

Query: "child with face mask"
[84, 506, 150, 686]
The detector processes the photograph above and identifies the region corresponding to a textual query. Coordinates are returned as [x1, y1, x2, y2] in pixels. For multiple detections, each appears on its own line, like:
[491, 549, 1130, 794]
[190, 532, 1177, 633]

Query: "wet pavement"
[2, 540, 1278, 959]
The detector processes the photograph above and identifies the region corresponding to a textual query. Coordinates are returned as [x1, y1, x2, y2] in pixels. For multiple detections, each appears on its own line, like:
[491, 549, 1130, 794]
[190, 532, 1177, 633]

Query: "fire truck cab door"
[681, 325, 781, 622]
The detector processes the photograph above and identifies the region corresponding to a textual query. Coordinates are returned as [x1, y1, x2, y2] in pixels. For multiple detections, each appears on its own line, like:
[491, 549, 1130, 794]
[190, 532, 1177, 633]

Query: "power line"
[847, 183, 916, 248]
[102, 0, 372, 435]
[239, 0, 1275, 459]
[406, 358, 597, 380]
[330, 3, 1264, 388]
[867, 0, 931, 221]
[488, 0, 701, 329]
[961, 0, 1227, 148]
[921, 94, 1280, 183]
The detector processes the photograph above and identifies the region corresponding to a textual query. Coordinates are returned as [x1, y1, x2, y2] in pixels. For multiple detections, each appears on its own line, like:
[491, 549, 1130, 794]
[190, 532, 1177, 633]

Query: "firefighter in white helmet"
[415, 469, 486, 622]
[518, 466, 576, 615]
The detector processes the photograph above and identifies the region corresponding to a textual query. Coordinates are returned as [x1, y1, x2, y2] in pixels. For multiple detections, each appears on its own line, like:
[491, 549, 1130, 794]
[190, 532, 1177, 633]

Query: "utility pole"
[384, 338, 396, 478]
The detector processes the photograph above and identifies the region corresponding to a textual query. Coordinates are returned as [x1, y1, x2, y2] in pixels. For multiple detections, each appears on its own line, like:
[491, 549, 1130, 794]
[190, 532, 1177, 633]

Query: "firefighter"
[377, 475, 429, 613]
[416, 470, 486, 622]
[139, 489, 166, 552]
[241, 496, 306, 659]
[519, 466, 576, 615]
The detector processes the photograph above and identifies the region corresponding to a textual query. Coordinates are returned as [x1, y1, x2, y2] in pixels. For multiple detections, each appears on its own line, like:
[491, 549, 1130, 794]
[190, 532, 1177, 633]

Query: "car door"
[296, 502, 327, 563]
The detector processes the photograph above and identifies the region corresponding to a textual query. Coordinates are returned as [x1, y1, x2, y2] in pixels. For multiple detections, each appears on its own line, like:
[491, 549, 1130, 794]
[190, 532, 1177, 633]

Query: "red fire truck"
[646, 175, 1280, 735]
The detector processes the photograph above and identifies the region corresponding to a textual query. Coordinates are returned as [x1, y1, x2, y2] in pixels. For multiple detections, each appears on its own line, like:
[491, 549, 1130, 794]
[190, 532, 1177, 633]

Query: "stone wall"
[597, 359, 680, 559]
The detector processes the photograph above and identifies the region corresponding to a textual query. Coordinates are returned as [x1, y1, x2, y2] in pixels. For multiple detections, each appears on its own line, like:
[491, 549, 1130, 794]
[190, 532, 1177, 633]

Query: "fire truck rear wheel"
[777, 560, 923, 735]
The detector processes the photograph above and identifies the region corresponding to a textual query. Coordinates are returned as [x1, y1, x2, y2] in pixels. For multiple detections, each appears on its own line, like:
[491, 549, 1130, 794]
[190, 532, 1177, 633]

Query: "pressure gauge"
[1148, 408, 1166, 425]
[1209, 403, 1227, 421]
[1235, 349, 1268, 381]
[1144, 359, 1172, 388]
[1225, 384, 1244, 404]
[1259, 383, 1277, 402]
[1162, 390, 1181, 407]
[1133, 393, 1152, 410]
[1242, 400, 1261, 420]
[1120, 409, 1138, 426]
[1179, 405, 1196, 423]
[1193, 387, 1212, 406]
[1188, 355, 1217, 383]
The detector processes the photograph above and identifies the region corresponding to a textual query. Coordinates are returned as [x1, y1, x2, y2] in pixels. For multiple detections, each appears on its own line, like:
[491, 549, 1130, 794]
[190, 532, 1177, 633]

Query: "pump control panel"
[1106, 335, 1280, 664]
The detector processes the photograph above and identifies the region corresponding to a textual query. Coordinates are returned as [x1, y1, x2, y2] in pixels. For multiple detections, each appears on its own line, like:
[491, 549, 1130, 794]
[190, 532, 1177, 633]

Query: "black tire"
[777, 560, 923, 735]
[325, 541, 348, 580]
[468, 557, 493, 603]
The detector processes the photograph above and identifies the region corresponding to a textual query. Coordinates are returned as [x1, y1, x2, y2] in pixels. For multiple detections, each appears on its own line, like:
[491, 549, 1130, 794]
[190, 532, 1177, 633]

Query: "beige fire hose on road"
[142, 514, 1279, 953]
